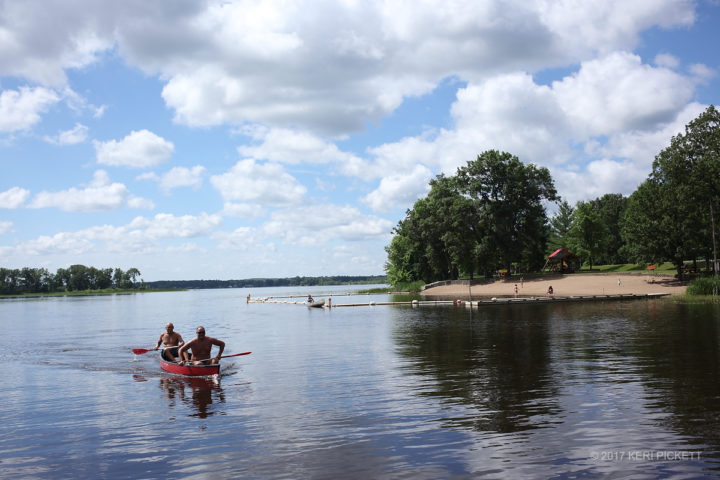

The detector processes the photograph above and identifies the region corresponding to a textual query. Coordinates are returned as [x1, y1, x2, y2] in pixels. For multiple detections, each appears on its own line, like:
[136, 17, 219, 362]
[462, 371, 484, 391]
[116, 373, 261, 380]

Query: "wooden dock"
[247, 292, 670, 308]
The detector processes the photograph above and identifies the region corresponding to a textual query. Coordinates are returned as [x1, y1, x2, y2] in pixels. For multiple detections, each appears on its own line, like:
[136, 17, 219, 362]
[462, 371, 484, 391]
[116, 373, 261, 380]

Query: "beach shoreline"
[421, 273, 688, 298]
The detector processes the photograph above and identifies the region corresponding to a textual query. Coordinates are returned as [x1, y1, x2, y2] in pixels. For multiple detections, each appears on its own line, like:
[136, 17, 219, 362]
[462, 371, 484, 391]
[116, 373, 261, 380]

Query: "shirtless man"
[153, 322, 185, 363]
[178, 326, 225, 366]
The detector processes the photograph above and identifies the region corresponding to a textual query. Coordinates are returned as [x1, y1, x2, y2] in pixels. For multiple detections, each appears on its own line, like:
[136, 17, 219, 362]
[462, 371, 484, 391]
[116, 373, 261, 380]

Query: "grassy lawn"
[577, 262, 678, 275]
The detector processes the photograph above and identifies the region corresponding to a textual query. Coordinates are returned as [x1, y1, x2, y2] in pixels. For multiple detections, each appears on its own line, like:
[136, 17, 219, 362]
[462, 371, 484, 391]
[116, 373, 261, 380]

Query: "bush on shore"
[686, 277, 720, 296]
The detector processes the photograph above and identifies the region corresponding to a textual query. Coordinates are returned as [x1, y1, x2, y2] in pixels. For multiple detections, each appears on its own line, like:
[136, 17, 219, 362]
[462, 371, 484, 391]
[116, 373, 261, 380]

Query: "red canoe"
[159, 358, 220, 376]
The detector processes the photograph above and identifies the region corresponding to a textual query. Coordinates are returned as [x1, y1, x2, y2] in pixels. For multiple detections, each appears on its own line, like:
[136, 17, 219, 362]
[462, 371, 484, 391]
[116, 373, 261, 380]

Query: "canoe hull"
[308, 299, 325, 308]
[160, 359, 220, 376]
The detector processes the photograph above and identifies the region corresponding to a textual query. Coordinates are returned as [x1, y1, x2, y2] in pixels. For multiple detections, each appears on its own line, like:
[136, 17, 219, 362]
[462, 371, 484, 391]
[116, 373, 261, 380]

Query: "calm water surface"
[1, 287, 719, 479]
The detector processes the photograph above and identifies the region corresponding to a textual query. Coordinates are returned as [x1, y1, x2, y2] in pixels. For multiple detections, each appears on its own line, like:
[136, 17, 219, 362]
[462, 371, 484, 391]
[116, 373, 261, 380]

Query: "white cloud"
[160, 166, 205, 191]
[94, 129, 174, 168]
[654, 53, 679, 69]
[0, 1, 699, 137]
[537, 0, 694, 58]
[262, 204, 393, 247]
[139, 166, 206, 193]
[0, 221, 13, 234]
[363, 165, 433, 213]
[0, 1, 115, 86]
[117, 0, 695, 135]
[22, 231, 96, 256]
[28, 170, 153, 211]
[0, 86, 60, 133]
[128, 213, 222, 239]
[354, 48, 706, 209]
[553, 51, 694, 136]
[221, 202, 266, 219]
[689, 63, 716, 84]
[237, 126, 363, 165]
[210, 159, 307, 206]
[213, 227, 257, 250]
[44, 123, 88, 145]
[16, 211, 222, 258]
[0, 187, 31, 209]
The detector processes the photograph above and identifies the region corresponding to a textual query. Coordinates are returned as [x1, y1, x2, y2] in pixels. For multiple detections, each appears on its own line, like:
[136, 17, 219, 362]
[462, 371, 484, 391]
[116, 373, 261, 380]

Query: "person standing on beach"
[547, 286, 554, 297]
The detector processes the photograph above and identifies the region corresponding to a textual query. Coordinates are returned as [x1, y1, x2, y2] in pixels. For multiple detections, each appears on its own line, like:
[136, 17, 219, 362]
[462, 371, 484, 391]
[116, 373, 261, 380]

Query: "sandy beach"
[421, 273, 687, 298]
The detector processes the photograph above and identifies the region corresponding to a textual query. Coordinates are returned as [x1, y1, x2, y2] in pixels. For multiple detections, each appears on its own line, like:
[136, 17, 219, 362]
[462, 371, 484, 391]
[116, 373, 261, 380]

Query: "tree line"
[385, 106, 720, 284]
[0, 265, 142, 295]
[145, 275, 387, 290]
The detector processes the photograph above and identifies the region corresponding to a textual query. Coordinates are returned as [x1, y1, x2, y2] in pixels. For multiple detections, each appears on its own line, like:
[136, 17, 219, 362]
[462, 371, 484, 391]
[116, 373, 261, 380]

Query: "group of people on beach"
[154, 323, 225, 365]
[514, 283, 554, 297]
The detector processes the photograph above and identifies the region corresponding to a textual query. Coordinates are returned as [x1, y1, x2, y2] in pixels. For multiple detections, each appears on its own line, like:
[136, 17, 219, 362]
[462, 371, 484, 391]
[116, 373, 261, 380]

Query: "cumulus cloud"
[128, 212, 222, 238]
[552, 51, 694, 136]
[94, 129, 174, 168]
[15, 211, 221, 257]
[0, 187, 31, 209]
[139, 166, 206, 193]
[210, 159, 307, 206]
[28, 170, 154, 211]
[262, 204, 393, 247]
[3, 0, 690, 135]
[363, 165, 433, 213]
[0, 221, 13, 234]
[21, 231, 96, 256]
[44, 123, 88, 145]
[221, 202, 266, 219]
[237, 126, 363, 165]
[213, 227, 257, 250]
[0, 86, 60, 133]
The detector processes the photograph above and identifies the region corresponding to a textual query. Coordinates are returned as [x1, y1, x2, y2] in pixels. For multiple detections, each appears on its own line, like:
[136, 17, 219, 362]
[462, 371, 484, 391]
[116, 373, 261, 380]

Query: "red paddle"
[132, 348, 251, 358]
[219, 352, 252, 359]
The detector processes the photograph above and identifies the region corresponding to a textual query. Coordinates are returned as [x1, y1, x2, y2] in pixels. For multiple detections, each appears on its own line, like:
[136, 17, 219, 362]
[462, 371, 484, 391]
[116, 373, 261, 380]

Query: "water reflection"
[623, 302, 720, 453]
[159, 376, 225, 418]
[392, 300, 720, 465]
[392, 305, 561, 433]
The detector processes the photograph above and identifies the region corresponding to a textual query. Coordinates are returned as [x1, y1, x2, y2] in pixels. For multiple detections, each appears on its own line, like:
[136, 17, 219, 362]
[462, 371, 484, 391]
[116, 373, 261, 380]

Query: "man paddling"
[154, 322, 185, 363]
[178, 326, 225, 366]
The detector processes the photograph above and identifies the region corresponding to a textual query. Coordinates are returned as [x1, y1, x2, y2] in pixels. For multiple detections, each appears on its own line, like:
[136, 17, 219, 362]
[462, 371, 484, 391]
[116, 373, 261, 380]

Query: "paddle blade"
[221, 351, 251, 359]
[132, 348, 151, 355]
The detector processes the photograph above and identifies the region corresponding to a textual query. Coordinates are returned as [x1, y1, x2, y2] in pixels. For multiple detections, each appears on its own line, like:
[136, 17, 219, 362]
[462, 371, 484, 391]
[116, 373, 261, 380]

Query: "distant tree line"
[0, 265, 143, 295]
[386, 106, 720, 284]
[145, 275, 387, 290]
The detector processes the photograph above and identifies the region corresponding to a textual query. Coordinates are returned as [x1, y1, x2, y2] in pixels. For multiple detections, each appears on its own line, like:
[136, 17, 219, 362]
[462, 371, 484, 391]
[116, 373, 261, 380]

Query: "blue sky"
[1, 0, 719, 281]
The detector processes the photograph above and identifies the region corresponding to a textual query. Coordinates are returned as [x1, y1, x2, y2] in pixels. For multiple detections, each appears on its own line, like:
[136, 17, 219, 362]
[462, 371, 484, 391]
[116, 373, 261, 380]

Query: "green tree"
[113, 268, 124, 288]
[124, 268, 142, 287]
[455, 150, 558, 273]
[623, 106, 719, 276]
[68, 264, 90, 291]
[548, 200, 574, 252]
[590, 193, 628, 264]
[568, 201, 609, 270]
[655, 105, 720, 275]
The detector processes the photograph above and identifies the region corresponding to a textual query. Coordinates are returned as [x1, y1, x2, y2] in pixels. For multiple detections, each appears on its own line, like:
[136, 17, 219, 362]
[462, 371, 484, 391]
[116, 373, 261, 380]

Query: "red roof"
[548, 248, 578, 259]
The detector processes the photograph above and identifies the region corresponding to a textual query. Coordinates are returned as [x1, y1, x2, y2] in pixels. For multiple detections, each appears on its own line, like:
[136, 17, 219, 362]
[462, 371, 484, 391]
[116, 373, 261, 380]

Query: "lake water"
[1, 286, 719, 479]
